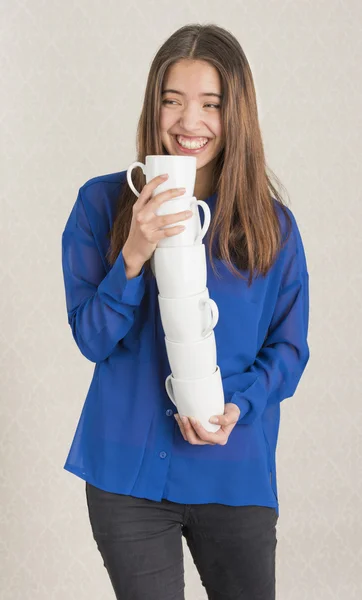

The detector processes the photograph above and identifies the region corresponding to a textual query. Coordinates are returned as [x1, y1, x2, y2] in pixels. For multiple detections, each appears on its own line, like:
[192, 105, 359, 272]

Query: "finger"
[174, 414, 187, 440]
[209, 414, 230, 427]
[176, 415, 192, 442]
[139, 185, 186, 214]
[208, 414, 235, 437]
[135, 222, 186, 247]
[135, 190, 188, 229]
[150, 186, 187, 210]
[209, 409, 239, 428]
[139, 212, 192, 246]
[189, 417, 227, 446]
[136, 175, 171, 209]
[154, 210, 193, 229]
[158, 225, 187, 240]
[181, 416, 209, 445]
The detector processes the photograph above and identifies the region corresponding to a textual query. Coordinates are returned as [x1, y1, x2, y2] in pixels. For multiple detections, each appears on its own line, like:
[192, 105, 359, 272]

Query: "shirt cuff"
[98, 250, 146, 306]
[230, 391, 252, 424]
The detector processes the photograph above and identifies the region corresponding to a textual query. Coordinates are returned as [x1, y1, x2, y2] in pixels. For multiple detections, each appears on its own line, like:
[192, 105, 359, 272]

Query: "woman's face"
[160, 59, 224, 171]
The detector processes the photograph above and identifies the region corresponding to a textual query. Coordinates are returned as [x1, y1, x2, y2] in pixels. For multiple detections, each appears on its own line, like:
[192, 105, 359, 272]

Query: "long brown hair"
[106, 23, 292, 285]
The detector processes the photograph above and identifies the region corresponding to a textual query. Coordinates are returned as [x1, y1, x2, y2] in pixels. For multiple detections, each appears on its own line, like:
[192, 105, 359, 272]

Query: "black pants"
[85, 481, 278, 600]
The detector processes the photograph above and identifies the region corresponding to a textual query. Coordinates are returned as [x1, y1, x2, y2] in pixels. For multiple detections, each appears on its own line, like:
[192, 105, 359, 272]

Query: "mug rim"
[163, 196, 196, 202]
[165, 331, 214, 347]
[168, 365, 219, 384]
[154, 243, 205, 254]
[146, 155, 196, 161]
[158, 288, 208, 302]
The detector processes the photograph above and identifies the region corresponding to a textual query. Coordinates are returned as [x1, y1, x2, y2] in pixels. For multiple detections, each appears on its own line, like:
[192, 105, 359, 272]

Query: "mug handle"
[201, 298, 219, 337]
[194, 200, 211, 243]
[127, 161, 145, 197]
[165, 374, 177, 407]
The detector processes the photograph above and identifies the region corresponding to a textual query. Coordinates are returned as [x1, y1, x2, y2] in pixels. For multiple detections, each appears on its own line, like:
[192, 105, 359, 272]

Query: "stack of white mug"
[127, 155, 224, 433]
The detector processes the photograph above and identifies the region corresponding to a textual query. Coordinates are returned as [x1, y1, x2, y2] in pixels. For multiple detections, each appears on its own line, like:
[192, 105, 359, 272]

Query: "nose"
[178, 102, 202, 133]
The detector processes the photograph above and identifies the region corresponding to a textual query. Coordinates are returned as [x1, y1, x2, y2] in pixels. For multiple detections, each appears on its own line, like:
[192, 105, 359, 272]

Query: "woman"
[61, 23, 309, 600]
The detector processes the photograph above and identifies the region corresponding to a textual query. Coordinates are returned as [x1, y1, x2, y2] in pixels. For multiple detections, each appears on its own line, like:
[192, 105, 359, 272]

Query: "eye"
[162, 100, 220, 109]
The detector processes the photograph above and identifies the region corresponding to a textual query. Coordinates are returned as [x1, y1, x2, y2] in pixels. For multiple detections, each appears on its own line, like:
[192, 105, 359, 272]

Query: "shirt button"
[159, 451, 167, 459]
[166, 409, 173, 416]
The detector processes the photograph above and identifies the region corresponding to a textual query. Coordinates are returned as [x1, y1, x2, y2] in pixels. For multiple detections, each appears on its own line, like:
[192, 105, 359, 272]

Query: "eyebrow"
[162, 88, 223, 99]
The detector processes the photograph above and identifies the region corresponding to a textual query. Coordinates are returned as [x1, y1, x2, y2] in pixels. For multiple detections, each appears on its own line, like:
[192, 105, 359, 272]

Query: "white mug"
[158, 289, 219, 343]
[165, 366, 224, 433]
[127, 155, 196, 198]
[165, 330, 217, 380]
[156, 196, 211, 248]
[153, 243, 207, 298]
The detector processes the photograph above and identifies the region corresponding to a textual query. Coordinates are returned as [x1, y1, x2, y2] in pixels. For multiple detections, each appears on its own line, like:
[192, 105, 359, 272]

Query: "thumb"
[209, 403, 240, 427]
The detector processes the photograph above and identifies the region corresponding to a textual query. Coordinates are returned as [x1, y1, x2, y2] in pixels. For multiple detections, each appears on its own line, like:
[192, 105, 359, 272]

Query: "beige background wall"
[1, 1, 361, 598]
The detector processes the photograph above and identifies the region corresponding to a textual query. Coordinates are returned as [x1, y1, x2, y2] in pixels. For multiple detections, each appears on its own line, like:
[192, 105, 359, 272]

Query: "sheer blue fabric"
[61, 171, 310, 515]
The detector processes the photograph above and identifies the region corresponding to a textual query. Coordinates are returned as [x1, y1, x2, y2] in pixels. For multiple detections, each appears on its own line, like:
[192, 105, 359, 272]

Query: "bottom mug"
[165, 366, 224, 433]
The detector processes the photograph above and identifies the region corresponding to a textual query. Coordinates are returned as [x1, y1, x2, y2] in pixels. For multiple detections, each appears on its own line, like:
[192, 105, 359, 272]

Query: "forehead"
[163, 60, 221, 92]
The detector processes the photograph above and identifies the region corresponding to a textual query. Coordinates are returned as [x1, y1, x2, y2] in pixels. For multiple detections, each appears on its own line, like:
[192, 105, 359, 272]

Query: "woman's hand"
[174, 403, 241, 446]
[122, 174, 193, 273]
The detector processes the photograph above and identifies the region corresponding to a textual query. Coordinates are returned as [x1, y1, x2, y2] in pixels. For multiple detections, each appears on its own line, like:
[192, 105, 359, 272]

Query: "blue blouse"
[61, 170, 310, 516]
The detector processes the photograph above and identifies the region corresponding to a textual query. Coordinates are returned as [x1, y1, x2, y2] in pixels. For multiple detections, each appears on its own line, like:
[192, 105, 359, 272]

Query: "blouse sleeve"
[61, 188, 146, 363]
[222, 215, 310, 425]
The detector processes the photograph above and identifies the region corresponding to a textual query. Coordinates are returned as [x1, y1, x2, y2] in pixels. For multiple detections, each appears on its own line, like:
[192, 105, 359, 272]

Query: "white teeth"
[176, 135, 208, 149]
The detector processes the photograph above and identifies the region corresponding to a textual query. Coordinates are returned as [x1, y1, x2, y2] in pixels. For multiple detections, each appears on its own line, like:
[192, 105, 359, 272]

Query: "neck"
[194, 158, 217, 200]
[194, 185, 213, 201]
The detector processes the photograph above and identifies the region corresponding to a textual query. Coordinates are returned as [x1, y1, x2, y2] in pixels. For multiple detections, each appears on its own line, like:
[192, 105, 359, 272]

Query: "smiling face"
[160, 59, 224, 199]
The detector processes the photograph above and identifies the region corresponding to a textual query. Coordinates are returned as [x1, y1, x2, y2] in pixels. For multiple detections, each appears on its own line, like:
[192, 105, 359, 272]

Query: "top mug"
[127, 155, 197, 199]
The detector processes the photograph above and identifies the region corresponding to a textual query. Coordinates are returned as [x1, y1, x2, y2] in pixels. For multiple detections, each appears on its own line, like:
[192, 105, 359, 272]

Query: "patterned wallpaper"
[1, 1, 361, 598]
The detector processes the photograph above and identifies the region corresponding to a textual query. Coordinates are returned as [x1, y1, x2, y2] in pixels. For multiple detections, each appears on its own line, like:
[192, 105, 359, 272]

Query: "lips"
[173, 136, 210, 154]
[172, 134, 211, 154]
[175, 134, 210, 145]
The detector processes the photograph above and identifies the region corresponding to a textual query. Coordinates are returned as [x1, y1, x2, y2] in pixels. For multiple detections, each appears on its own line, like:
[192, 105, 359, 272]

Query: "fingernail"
[181, 416, 187, 424]
[209, 417, 219, 424]
[161, 174, 168, 179]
